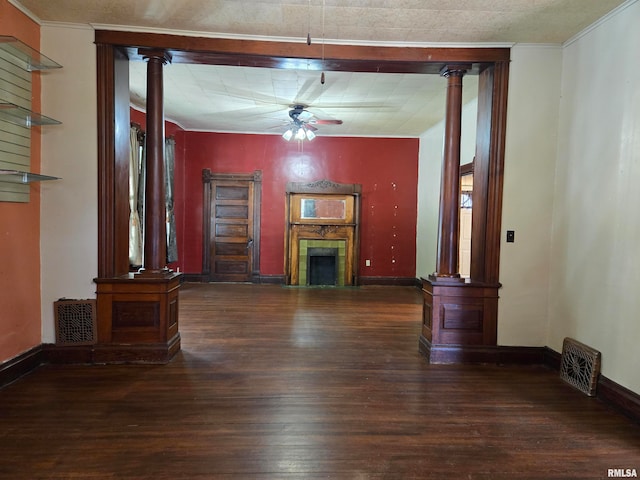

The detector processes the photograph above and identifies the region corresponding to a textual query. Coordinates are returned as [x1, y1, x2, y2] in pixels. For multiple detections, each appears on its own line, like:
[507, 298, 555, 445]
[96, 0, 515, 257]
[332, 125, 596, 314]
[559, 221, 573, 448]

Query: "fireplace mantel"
[284, 180, 361, 286]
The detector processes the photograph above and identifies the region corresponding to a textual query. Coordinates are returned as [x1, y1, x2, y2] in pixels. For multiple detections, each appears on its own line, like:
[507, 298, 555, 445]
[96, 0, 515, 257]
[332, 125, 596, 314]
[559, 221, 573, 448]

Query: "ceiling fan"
[282, 104, 343, 141]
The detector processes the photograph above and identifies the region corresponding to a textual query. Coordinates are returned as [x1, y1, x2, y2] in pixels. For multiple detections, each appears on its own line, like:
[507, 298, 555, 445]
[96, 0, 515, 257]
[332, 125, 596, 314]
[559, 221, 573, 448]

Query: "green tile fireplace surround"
[298, 239, 346, 286]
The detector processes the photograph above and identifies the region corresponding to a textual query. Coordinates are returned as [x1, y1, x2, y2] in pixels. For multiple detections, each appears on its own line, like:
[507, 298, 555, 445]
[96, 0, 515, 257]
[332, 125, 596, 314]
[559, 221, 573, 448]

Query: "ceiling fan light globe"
[295, 127, 306, 140]
[282, 129, 293, 141]
[306, 129, 316, 141]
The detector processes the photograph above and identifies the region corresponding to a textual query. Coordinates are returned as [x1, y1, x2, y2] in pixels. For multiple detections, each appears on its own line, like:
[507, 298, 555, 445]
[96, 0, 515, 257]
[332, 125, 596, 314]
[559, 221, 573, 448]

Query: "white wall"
[416, 45, 562, 350]
[549, 1, 640, 392]
[416, 122, 442, 278]
[498, 45, 562, 346]
[40, 25, 98, 343]
[416, 98, 477, 278]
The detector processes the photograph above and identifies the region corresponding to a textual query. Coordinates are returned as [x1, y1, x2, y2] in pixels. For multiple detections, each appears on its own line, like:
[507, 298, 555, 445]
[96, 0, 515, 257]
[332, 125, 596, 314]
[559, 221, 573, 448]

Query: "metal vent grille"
[54, 299, 97, 346]
[560, 337, 601, 396]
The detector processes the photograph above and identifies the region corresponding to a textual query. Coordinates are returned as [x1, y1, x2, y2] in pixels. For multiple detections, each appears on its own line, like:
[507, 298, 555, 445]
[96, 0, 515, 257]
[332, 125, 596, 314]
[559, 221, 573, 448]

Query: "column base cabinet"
[419, 277, 500, 364]
[94, 273, 182, 364]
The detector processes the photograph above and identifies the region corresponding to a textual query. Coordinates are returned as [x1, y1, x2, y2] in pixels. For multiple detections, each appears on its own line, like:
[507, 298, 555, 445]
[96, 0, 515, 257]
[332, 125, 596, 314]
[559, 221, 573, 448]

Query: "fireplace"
[307, 247, 339, 285]
[284, 180, 361, 286]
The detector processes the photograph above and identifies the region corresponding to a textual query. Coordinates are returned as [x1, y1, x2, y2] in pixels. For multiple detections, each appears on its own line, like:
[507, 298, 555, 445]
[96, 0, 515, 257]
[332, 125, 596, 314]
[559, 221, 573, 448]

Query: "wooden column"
[138, 49, 172, 275]
[432, 64, 470, 281]
[93, 47, 181, 364]
[419, 63, 501, 365]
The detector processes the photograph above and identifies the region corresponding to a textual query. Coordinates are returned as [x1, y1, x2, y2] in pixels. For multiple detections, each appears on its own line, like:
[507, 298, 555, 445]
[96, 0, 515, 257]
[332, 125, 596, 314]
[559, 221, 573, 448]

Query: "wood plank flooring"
[1, 283, 639, 479]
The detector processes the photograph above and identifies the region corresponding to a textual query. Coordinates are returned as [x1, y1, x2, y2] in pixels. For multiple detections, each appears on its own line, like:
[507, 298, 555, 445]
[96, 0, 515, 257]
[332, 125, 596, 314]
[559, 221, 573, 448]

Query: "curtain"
[128, 125, 143, 267]
[165, 137, 178, 264]
[137, 137, 146, 249]
[130, 129, 178, 267]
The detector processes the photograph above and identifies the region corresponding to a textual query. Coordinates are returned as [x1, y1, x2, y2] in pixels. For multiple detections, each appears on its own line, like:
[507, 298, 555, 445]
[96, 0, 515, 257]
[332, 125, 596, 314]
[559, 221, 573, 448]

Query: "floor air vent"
[560, 337, 601, 396]
[54, 299, 97, 346]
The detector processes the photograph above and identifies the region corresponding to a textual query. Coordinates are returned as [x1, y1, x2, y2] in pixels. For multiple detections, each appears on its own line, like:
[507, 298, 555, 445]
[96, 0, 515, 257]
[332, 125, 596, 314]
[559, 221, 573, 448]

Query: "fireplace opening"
[307, 247, 339, 286]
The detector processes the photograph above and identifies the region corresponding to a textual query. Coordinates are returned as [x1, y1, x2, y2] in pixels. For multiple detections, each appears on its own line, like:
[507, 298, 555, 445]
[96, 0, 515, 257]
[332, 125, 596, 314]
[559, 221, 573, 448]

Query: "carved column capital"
[138, 49, 172, 65]
[439, 64, 471, 78]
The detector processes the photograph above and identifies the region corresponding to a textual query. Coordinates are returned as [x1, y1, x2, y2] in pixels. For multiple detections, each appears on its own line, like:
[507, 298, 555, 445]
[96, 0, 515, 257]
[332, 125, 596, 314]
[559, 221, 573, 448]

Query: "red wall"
[175, 133, 419, 278]
[131, 108, 184, 138]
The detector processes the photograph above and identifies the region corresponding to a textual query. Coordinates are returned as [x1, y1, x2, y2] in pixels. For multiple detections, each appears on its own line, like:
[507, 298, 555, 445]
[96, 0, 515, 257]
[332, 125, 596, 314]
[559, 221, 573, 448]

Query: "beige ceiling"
[14, 0, 628, 136]
[129, 63, 479, 136]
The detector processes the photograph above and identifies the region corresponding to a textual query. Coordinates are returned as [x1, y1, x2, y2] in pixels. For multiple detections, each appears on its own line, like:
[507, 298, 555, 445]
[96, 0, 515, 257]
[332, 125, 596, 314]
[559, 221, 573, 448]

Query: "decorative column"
[419, 63, 499, 364]
[94, 49, 181, 364]
[138, 49, 172, 276]
[432, 64, 469, 281]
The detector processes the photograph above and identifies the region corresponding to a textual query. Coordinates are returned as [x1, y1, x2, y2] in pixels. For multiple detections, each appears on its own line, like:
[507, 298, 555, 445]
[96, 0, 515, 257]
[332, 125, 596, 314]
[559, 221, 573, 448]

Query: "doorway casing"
[93, 31, 510, 364]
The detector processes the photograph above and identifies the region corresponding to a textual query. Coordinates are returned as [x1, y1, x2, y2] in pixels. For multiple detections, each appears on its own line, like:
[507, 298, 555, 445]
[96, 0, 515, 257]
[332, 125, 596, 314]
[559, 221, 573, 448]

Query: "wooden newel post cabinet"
[94, 48, 181, 364]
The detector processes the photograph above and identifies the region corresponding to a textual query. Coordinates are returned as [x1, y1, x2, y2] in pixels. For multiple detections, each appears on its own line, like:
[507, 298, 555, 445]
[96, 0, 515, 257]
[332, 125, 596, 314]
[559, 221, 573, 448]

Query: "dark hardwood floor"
[1, 283, 639, 479]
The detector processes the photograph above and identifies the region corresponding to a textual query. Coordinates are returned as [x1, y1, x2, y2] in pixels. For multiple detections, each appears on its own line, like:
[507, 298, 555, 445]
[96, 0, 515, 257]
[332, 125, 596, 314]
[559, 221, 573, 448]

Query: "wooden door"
[210, 180, 253, 281]
[202, 170, 262, 283]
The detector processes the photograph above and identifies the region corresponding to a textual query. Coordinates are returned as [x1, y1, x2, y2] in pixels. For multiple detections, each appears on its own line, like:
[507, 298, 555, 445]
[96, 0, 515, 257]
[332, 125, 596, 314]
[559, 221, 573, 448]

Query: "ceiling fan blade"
[293, 76, 319, 105]
[305, 124, 318, 132]
[311, 119, 343, 125]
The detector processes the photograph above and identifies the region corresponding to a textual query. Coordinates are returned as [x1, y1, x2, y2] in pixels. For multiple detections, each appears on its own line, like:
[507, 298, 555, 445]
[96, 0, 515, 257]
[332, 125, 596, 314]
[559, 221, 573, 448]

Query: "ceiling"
[14, 0, 628, 137]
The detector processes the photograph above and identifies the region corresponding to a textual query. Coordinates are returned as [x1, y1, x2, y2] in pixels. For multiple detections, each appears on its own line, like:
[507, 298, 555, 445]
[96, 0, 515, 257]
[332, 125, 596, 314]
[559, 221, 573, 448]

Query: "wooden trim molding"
[286, 179, 362, 196]
[598, 376, 640, 423]
[257, 274, 287, 284]
[0, 346, 45, 388]
[201, 169, 262, 282]
[96, 43, 131, 278]
[94, 30, 510, 73]
[93, 32, 512, 367]
[358, 276, 419, 287]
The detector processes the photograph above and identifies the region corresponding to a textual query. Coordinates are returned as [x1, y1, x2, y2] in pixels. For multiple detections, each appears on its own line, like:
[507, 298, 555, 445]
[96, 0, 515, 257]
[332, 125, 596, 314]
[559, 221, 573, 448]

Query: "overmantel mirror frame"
[94, 31, 510, 362]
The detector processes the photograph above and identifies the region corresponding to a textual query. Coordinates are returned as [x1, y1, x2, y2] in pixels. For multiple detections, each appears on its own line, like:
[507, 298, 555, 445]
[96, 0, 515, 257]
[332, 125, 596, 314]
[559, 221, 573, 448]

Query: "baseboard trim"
[180, 273, 208, 283]
[497, 345, 547, 365]
[419, 337, 547, 365]
[0, 345, 46, 388]
[358, 276, 418, 286]
[258, 274, 286, 284]
[598, 376, 640, 422]
[543, 346, 562, 370]
[43, 344, 94, 364]
[181, 275, 418, 286]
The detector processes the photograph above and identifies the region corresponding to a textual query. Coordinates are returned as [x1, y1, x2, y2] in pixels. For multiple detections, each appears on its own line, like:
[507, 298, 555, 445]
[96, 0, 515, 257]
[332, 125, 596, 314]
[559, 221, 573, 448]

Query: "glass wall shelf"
[0, 169, 60, 183]
[0, 36, 62, 71]
[0, 102, 61, 127]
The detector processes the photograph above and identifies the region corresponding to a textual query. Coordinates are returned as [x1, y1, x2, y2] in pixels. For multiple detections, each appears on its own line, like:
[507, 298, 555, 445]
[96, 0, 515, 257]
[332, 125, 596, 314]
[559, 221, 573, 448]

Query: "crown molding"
[41, 21, 95, 31]
[564, 0, 638, 47]
[8, 0, 41, 24]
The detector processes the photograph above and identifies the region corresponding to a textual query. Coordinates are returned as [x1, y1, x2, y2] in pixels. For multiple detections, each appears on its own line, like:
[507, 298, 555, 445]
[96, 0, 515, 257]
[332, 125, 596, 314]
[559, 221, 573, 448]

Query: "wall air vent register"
[559, 337, 601, 397]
